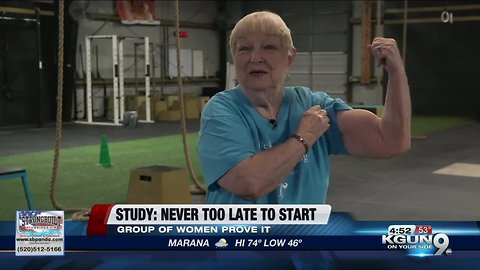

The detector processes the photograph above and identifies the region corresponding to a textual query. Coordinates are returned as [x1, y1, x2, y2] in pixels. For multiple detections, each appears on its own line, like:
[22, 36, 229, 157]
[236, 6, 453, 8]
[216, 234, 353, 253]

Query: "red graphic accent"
[18, 226, 36, 232]
[116, 0, 160, 25]
[86, 204, 114, 236]
[414, 225, 433, 235]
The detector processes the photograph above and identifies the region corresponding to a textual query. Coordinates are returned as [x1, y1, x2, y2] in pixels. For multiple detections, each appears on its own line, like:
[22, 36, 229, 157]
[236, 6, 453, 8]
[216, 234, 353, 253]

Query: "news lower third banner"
[88, 204, 331, 235]
[2, 204, 480, 257]
[84, 204, 479, 256]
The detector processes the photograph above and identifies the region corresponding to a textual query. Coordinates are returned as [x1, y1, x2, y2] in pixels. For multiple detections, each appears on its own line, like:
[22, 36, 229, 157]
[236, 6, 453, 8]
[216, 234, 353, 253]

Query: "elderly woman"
[198, 11, 410, 204]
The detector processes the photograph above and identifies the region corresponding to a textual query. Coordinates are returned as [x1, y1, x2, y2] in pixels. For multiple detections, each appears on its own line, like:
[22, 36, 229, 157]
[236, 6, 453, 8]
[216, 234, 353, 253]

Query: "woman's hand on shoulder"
[296, 105, 330, 147]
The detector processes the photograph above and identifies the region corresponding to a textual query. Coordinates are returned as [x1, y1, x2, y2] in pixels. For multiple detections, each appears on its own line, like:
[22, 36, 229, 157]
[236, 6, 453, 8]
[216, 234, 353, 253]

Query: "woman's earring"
[233, 76, 238, 85]
[285, 73, 291, 82]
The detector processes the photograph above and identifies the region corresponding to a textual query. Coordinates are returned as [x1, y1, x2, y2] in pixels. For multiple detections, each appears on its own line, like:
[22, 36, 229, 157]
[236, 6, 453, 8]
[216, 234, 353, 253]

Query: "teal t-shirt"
[198, 86, 352, 204]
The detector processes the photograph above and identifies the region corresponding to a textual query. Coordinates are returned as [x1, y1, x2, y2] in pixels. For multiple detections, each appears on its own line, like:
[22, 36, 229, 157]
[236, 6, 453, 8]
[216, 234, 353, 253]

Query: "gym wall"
[384, 0, 480, 119]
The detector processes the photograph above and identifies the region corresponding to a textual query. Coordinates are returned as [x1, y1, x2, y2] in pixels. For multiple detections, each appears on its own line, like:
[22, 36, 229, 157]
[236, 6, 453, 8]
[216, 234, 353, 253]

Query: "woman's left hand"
[368, 37, 405, 75]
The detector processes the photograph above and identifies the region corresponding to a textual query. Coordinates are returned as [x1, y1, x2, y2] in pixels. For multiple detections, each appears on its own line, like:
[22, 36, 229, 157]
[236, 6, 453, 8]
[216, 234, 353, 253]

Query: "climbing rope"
[174, 0, 205, 194]
[48, 1, 204, 221]
[50, 0, 89, 220]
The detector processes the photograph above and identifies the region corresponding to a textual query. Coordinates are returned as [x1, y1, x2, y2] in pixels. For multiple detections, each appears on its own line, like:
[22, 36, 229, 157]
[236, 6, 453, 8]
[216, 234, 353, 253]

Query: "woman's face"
[233, 33, 295, 92]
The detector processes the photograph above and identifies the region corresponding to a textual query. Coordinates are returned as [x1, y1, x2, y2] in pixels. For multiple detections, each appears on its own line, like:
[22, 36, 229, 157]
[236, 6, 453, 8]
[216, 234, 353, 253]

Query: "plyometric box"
[127, 165, 192, 204]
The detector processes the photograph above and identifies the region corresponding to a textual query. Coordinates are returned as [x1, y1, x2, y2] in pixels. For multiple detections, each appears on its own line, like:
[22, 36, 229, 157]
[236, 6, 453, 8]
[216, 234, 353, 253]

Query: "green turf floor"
[411, 116, 474, 137]
[0, 116, 475, 220]
[0, 133, 203, 221]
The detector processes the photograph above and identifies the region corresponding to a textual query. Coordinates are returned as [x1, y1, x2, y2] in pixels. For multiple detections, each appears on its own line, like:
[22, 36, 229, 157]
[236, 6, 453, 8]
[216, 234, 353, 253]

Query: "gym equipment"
[173, 0, 205, 194]
[50, 0, 90, 220]
[118, 36, 154, 123]
[50, 0, 204, 223]
[127, 166, 192, 204]
[0, 167, 35, 210]
[77, 35, 121, 126]
[75, 35, 154, 126]
[98, 135, 112, 167]
[95, 44, 109, 118]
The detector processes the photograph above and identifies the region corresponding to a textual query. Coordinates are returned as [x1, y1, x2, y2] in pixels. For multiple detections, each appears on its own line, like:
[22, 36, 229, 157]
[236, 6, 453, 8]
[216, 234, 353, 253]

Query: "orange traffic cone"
[99, 135, 112, 167]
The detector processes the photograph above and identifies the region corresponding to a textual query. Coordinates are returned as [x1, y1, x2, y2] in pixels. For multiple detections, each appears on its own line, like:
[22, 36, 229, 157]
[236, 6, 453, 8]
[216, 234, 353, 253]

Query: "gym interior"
[1, 0, 479, 228]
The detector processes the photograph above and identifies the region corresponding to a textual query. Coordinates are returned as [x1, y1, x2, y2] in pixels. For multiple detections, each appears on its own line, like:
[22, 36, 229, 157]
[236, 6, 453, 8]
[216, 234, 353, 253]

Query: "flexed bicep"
[337, 109, 390, 158]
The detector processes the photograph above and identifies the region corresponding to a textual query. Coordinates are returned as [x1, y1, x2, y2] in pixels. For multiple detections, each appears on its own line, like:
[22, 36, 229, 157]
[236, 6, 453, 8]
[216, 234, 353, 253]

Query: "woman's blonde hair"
[229, 11, 295, 58]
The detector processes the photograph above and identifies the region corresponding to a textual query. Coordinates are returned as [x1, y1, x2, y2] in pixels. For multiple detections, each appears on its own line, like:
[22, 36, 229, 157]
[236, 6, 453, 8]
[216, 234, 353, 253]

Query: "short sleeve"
[312, 92, 352, 155]
[198, 98, 256, 191]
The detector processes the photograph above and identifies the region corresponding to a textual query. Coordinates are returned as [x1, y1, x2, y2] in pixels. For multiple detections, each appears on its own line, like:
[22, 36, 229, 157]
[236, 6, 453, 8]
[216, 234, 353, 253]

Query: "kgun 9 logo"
[382, 233, 450, 255]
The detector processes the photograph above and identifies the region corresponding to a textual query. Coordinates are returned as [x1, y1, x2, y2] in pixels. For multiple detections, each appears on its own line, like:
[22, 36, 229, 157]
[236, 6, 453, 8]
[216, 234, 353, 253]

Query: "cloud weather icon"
[215, 238, 228, 248]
